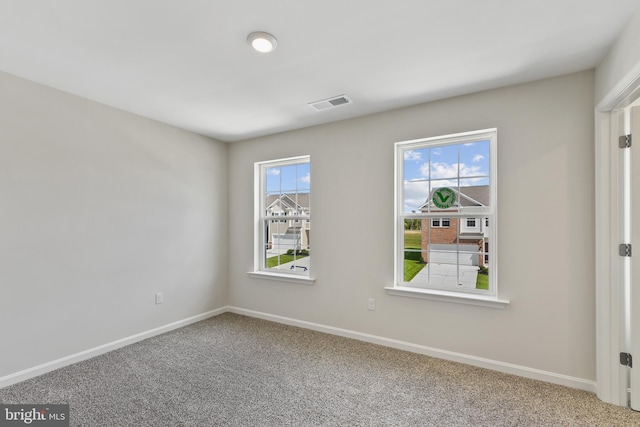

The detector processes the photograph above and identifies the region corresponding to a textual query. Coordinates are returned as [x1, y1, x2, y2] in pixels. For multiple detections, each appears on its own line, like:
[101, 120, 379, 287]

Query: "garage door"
[429, 244, 478, 266]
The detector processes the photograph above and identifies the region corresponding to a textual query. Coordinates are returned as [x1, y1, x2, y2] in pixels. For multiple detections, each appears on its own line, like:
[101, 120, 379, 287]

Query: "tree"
[404, 219, 421, 230]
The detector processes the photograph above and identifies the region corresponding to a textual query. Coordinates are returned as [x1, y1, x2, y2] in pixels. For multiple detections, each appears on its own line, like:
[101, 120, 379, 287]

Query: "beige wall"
[0, 71, 229, 378]
[229, 71, 596, 382]
[0, 67, 598, 385]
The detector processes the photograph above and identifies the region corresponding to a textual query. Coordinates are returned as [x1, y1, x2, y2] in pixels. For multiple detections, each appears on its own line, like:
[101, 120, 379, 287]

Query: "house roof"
[266, 193, 310, 211]
[419, 185, 489, 210]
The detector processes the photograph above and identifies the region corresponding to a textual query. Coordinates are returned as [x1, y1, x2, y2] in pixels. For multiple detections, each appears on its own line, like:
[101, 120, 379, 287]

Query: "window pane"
[404, 250, 427, 282]
[263, 219, 310, 272]
[404, 219, 426, 282]
[403, 179, 430, 213]
[478, 237, 490, 290]
[297, 192, 310, 217]
[429, 144, 459, 181]
[404, 219, 423, 249]
[403, 140, 491, 214]
[404, 215, 490, 292]
[279, 164, 299, 193]
[459, 140, 490, 179]
[458, 179, 490, 211]
[297, 162, 311, 192]
[265, 166, 281, 194]
[403, 148, 428, 180]
[266, 163, 310, 215]
[430, 181, 458, 212]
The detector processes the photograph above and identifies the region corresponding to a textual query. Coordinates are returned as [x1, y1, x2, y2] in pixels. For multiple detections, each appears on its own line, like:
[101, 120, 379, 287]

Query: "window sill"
[384, 285, 509, 309]
[247, 271, 316, 285]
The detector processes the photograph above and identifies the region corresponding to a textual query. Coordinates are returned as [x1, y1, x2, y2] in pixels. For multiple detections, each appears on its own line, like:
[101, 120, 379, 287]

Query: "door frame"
[596, 66, 640, 406]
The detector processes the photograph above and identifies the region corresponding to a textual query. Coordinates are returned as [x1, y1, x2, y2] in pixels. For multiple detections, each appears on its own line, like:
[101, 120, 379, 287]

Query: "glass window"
[395, 129, 497, 298]
[254, 156, 310, 277]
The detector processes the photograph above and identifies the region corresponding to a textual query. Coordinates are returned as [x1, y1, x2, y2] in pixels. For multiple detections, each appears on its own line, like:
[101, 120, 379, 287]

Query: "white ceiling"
[0, 1, 636, 142]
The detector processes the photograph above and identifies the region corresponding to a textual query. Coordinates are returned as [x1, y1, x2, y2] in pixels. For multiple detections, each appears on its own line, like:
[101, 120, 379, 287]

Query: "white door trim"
[595, 63, 640, 406]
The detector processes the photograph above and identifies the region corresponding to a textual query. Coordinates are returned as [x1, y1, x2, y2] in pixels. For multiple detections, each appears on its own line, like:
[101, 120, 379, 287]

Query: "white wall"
[0, 71, 228, 378]
[595, 4, 640, 104]
[229, 71, 596, 382]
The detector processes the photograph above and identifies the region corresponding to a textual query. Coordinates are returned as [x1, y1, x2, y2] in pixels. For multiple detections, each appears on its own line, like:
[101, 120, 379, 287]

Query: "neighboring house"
[265, 193, 310, 252]
[419, 185, 490, 267]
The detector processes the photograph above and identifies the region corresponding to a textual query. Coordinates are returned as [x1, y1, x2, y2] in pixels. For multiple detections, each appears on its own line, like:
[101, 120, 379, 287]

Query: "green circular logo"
[432, 187, 456, 209]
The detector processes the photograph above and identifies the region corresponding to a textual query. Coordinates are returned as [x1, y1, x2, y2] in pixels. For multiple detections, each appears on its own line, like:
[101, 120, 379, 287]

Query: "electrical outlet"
[155, 292, 163, 305]
[368, 298, 375, 311]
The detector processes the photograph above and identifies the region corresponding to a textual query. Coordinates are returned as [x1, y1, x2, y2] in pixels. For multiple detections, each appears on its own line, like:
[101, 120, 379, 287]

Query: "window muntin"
[255, 156, 310, 276]
[396, 129, 497, 297]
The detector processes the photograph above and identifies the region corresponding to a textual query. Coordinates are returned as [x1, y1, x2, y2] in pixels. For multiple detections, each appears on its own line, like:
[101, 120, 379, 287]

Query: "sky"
[403, 140, 490, 212]
[265, 162, 310, 194]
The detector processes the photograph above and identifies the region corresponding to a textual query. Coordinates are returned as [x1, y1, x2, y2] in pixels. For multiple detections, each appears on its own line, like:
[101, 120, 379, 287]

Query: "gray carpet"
[1, 313, 639, 426]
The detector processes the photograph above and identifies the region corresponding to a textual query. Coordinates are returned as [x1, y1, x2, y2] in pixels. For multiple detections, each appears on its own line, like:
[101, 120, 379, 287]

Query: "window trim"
[390, 128, 508, 308]
[250, 155, 314, 284]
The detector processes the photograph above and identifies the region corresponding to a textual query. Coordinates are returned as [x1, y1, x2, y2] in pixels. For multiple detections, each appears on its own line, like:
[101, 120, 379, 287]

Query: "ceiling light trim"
[247, 31, 278, 53]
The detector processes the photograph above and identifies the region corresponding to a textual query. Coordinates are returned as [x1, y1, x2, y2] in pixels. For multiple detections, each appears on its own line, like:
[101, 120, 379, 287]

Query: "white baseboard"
[227, 306, 596, 393]
[0, 307, 227, 389]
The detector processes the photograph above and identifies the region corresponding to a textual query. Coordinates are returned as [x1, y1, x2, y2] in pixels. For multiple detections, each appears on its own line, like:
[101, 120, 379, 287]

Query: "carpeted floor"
[1, 312, 639, 426]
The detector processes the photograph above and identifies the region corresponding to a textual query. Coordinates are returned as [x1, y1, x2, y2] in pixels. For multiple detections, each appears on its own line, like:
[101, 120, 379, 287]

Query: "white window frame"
[247, 155, 314, 285]
[386, 128, 508, 308]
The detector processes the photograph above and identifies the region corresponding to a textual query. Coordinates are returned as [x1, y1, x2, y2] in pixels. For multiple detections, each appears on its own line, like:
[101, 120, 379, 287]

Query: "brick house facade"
[420, 186, 489, 267]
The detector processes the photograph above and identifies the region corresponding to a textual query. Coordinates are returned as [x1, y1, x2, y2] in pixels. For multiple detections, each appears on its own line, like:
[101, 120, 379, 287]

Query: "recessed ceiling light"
[247, 32, 278, 53]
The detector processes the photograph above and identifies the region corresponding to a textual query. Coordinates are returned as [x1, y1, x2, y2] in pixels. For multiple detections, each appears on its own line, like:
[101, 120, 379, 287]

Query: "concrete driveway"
[410, 263, 478, 289]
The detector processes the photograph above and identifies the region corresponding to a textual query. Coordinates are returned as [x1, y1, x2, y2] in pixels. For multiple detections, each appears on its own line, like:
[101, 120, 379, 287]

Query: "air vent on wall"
[309, 94, 353, 111]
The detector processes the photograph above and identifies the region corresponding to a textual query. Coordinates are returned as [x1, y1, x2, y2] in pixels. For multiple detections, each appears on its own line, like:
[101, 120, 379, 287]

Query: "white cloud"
[404, 150, 422, 161]
[472, 154, 484, 163]
[420, 162, 484, 179]
[300, 173, 310, 183]
[404, 180, 431, 212]
[266, 169, 280, 176]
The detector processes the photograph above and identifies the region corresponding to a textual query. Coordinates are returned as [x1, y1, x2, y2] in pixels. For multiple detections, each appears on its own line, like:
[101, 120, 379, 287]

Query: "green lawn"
[476, 272, 489, 290]
[404, 230, 422, 249]
[266, 253, 309, 268]
[404, 255, 425, 281]
[404, 231, 425, 281]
